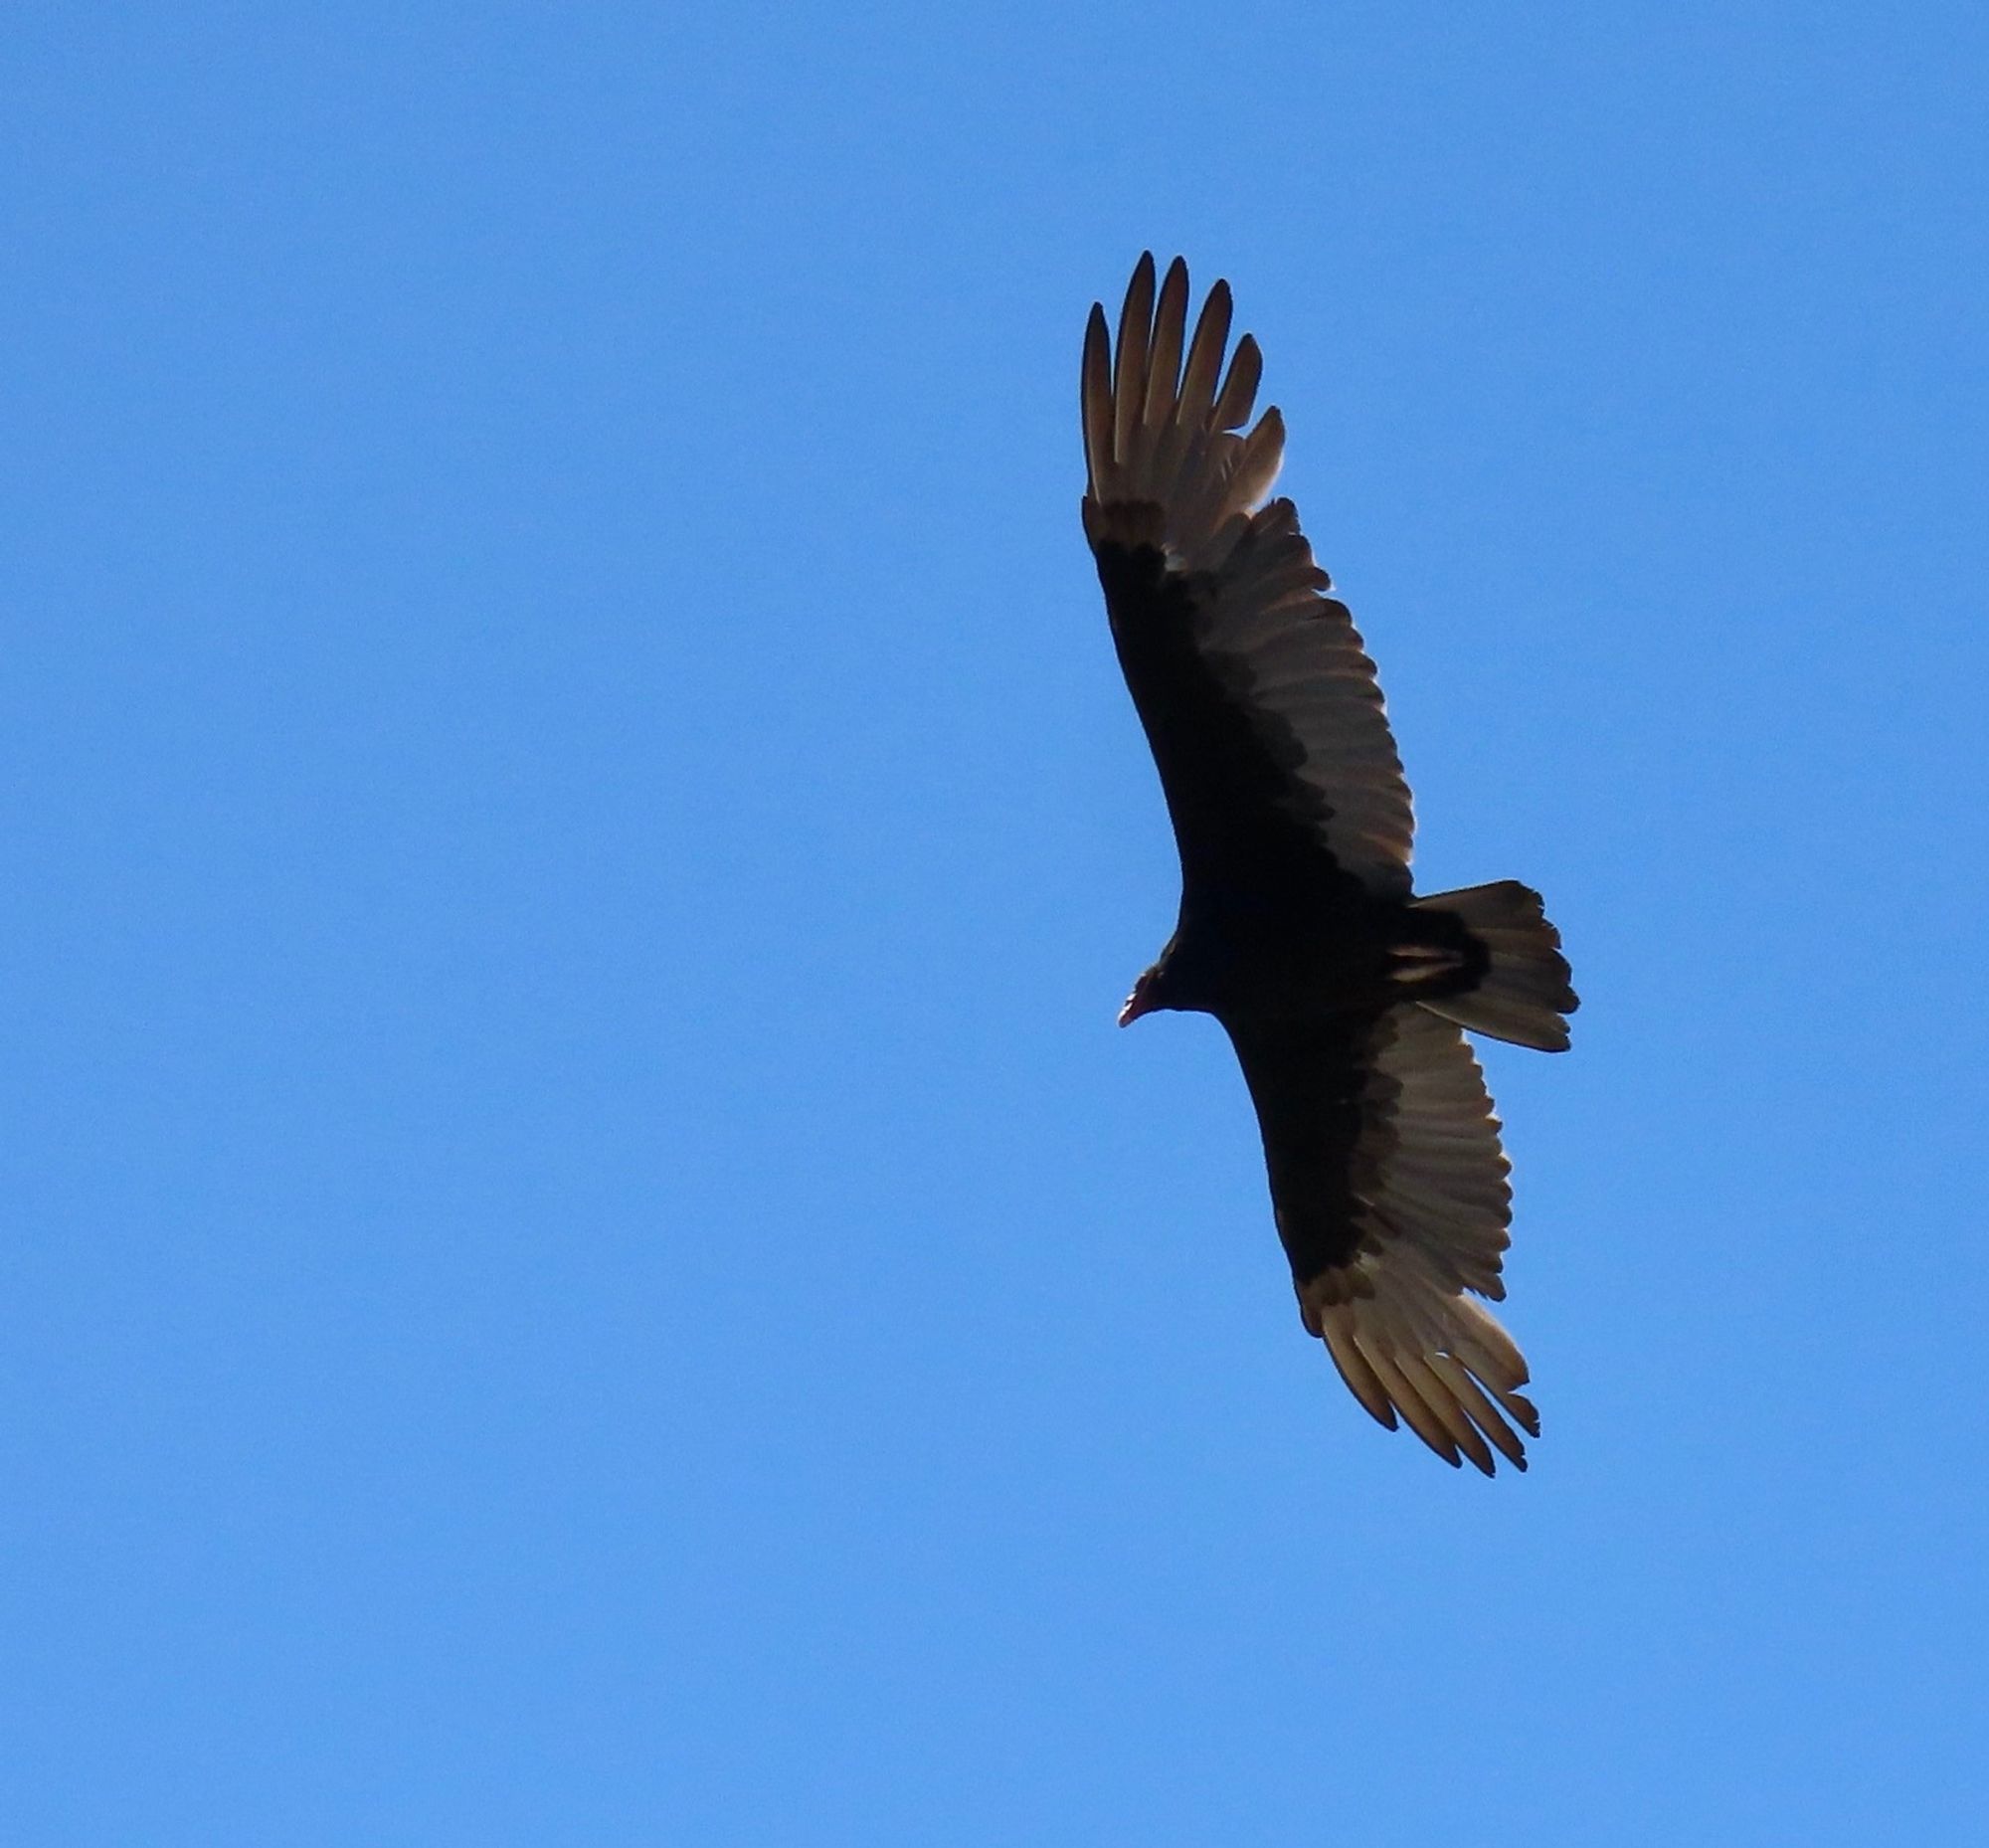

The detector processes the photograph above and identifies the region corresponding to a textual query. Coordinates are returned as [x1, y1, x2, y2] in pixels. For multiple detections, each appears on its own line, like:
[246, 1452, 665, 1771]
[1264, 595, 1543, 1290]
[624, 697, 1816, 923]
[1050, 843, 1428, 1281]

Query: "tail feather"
[1414, 880, 1577, 1052]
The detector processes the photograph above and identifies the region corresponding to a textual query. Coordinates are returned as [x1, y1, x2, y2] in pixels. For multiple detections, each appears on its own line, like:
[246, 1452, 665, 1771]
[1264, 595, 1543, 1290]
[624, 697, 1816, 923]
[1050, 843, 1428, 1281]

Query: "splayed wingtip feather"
[1112, 255, 1157, 468]
[1142, 257, 1190, 429]
[1214, 332, 1262, 431]
[1081, 304, 1113, 496]
[1320, 1312, 1399, 1431]
[1177, 279, 1232, 426]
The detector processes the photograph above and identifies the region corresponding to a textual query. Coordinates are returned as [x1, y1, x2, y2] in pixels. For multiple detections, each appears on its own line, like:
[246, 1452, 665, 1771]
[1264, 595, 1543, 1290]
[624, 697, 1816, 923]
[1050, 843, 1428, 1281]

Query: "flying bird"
[1081, 255, 1577, 1474]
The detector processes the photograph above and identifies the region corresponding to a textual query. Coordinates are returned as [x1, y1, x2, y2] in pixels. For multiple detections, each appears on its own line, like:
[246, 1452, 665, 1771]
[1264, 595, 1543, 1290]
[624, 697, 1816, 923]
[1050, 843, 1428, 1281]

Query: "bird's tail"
[1412, 881, 1577, 1052]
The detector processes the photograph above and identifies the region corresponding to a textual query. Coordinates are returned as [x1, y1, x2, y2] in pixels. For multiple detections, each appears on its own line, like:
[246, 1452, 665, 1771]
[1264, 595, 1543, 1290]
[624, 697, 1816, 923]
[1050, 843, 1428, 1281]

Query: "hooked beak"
[1117, 976, 1158, 1027]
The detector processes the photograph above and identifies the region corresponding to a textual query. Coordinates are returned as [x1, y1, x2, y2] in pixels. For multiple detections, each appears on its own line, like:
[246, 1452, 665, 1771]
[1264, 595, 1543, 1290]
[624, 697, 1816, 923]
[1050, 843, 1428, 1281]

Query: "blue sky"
[6, 3, 1986, 1841]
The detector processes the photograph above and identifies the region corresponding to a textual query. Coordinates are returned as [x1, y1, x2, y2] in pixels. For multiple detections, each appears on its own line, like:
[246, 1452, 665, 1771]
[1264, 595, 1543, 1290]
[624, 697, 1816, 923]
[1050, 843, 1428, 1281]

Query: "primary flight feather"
[1082, 255, 1577, 1475]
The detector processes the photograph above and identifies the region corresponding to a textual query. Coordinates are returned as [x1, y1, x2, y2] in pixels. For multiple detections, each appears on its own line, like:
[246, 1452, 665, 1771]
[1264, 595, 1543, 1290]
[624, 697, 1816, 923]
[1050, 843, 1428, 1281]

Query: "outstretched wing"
[1082, 253, 1414, 901]
[1226, 1003, 1538, 1475]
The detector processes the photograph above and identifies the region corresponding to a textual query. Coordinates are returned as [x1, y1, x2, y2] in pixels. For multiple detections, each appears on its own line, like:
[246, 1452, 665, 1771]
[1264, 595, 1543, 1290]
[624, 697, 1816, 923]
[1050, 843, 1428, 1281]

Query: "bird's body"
[1083, 256, 1577, 1474]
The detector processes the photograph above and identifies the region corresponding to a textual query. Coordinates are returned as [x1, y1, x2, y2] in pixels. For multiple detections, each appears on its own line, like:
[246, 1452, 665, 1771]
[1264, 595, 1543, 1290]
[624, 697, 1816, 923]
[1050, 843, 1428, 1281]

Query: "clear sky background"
[7, 3, 1986, 1842]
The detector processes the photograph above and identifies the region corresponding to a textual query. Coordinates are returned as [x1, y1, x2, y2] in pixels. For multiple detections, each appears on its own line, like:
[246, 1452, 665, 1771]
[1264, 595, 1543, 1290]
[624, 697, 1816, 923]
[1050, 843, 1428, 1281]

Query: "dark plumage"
[1082, 255, 1577, 1474]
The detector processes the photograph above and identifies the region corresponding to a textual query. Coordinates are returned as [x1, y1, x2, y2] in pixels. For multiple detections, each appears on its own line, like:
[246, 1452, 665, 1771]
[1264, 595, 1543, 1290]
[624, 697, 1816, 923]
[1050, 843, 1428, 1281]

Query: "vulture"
[1081, 255, 1577, 1475]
